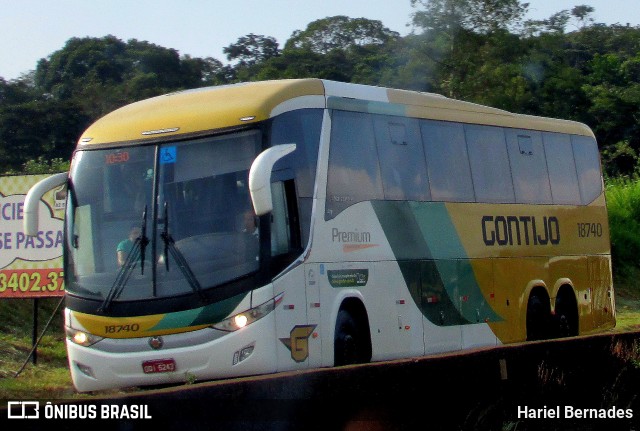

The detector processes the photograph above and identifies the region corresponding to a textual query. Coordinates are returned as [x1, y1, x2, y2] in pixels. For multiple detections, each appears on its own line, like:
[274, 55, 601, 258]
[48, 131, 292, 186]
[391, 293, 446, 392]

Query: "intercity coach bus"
[25, 79, 615, 392]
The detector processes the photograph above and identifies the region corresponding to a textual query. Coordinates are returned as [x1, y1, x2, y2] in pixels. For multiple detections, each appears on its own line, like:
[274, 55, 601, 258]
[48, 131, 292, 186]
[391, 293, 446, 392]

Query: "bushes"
[606, 178, 640, 291]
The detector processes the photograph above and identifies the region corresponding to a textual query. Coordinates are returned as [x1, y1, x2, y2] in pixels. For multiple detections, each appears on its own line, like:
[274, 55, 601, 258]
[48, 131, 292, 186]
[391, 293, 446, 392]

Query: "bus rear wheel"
[555, 289, 579, 338]
[334, 309, 368, 366]
[526, 293, 551, 341]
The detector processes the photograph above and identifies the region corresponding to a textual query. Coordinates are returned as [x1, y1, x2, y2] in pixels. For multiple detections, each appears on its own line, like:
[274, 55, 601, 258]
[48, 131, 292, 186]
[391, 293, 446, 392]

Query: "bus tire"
[334, 309, 369, 366]
[526, 292, 551, 341]
[555, 288, 579, 338]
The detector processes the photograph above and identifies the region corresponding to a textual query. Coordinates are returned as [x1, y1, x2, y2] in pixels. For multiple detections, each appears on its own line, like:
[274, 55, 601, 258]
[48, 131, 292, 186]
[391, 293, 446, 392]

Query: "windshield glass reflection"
[65, 130, 261, 302]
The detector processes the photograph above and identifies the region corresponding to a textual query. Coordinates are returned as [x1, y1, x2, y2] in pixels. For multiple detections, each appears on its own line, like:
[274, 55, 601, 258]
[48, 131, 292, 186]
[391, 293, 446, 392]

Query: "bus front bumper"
[66, 312, 277, 393]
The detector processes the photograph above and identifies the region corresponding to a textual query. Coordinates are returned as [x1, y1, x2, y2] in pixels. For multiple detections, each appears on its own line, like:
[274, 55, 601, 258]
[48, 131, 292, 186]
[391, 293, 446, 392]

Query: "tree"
[254, 49, 353, 82]
[411, 0, 529, 35]
[571, 5, 595, 28]
[33, 35, 227, 117]
[14, 156, 71, 175]
[181, 56, 230, 86]
[0, 77, 37, 105]
[34, 35, 128, 100]
[284, 16, 399, 54]
[0, 99, 89, 172]
[223, 34, 280, 67]
[524, 10, 571, 35]
[408, 0, 531, 99]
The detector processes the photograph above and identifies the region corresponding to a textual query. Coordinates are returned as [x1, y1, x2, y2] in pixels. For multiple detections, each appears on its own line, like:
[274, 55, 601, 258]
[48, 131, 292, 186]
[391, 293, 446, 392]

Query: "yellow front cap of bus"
[78, 79, 325, 146]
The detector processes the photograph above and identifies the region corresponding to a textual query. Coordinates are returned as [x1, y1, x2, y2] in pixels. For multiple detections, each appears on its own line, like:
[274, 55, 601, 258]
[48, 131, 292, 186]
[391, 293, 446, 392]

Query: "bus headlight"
[212, 294, 283, 332]
[234, 314, 248, 328]
[66, 327, 103, 347]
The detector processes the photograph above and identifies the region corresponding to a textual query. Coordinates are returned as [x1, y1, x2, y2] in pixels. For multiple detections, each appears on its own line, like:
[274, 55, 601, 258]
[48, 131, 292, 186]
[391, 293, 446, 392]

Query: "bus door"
[304, 263, 322, 368]
[458, 260, 498, 349]
[420, 261, 463, 354]
[271, 180, 317, 371]
[274, 266, 312, 372]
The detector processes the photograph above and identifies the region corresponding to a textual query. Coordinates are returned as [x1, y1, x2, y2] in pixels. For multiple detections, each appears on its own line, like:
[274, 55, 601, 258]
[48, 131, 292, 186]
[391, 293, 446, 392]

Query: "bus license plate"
[142, 359, 176, 374]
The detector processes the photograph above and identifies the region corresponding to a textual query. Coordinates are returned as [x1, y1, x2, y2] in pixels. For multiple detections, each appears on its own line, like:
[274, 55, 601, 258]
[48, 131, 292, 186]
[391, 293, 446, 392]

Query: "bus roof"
[78, 78, 594, 147]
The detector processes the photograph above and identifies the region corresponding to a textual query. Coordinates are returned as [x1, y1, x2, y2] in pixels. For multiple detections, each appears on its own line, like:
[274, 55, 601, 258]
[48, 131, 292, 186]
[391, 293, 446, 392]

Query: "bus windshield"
[65, 130, 261, 303]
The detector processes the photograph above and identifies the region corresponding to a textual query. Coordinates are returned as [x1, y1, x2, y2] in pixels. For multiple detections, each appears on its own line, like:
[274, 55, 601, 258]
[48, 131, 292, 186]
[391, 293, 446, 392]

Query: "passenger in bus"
[238, 209, 259, 263]
[239, 210, 258, 236]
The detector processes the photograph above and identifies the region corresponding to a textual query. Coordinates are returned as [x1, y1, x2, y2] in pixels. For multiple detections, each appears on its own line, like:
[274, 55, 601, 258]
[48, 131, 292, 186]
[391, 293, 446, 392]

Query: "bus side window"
[544, 132, 581, 205]
[421, 120, 474, 202]
[572, 135, 603, 204]
[270, 180, 300, 257]
[466, 125, 516, 204]
[505, 130, 552, 204]
[326, 110, 383, 220]
[374, 116, 430, 201]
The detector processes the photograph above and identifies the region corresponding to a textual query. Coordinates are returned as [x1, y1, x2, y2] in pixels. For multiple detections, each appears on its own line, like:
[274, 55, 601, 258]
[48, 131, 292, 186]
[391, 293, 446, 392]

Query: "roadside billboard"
[0, 174, 65, 298]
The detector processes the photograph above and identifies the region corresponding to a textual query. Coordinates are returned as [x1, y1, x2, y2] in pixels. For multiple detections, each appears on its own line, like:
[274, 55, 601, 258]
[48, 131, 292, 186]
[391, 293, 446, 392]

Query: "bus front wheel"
[334, 309, 368, 366]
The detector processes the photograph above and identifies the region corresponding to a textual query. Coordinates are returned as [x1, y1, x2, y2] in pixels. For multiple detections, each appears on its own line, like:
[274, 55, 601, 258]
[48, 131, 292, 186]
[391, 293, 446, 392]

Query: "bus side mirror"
[249, 144, 296, 216]
[24, 172, 68, 237]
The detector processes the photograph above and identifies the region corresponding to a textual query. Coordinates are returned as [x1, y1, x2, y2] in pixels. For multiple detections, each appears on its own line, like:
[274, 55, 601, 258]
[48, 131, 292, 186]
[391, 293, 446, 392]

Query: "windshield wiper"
[161, 202, 205, 301]
[139, 206, 150, 275]
[98, 207, 149, 313]
[162, 202, 170, 272]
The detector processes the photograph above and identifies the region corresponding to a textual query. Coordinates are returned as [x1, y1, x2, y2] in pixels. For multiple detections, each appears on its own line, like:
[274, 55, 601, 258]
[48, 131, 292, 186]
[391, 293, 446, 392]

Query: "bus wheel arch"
[333, 297, 372, 366]
[554, 284, 579, 337]
[526, 287, 552, 341]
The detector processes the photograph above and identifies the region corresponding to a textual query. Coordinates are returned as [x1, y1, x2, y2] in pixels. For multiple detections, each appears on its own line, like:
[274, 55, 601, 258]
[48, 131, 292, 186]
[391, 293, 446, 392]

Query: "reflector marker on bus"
[274, 293, 285, 307]
[141, 127, 180, 136]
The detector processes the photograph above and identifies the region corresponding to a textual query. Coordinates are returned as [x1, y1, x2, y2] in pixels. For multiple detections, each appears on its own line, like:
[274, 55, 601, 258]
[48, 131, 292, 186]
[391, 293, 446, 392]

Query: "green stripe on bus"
[150, 293, 246, 330]
[372, 201, 503, 326]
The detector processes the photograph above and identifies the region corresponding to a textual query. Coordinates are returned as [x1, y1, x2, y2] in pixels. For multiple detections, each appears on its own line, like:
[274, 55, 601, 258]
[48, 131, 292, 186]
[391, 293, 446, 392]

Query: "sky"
[1, 0, 639, 81]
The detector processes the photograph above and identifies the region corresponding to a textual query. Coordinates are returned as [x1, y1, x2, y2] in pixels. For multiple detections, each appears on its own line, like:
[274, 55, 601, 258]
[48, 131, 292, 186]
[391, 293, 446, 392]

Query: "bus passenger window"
[421, 121, 474, 202]
[506, 130, 552, 204]
[375, 117, 430, 201]
[466, 125, 515, 204]
[544, 133, 581, 205]
[572, 135, 603, 204]
[326, 110, 383, 219]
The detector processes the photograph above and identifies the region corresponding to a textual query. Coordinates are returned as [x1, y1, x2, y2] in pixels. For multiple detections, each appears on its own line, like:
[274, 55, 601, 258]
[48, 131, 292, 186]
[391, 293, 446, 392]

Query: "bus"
[24, 79, 615, 392]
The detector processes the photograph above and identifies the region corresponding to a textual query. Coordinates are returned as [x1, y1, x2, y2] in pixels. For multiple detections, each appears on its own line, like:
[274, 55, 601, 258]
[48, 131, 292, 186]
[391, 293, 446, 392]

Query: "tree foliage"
[411, 0, 529, 35]
[224, 34, 280, 66]
[285, 16, 400, 54]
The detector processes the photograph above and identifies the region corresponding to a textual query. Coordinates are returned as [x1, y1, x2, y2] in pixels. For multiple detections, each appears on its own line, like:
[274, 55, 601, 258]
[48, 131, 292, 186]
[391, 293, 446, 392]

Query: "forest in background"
[1, 0, 640, 284]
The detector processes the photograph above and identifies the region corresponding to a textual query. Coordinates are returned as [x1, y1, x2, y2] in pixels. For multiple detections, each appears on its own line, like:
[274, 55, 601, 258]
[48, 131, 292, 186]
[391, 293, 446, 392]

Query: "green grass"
[0, 312, 133, 401]
[606, 177, 640, 283]
[0, 298, 142, 401]
[604, 177, 640, 334]
[0, 330, 75, 401]
[612, 283, 640, 332]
